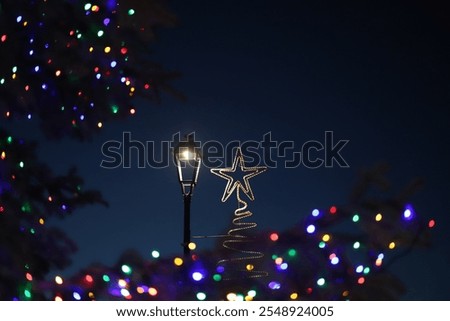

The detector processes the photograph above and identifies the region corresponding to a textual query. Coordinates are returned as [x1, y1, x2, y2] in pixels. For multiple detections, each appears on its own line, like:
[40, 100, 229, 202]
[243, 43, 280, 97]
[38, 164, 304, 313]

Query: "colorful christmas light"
[0, 0, 177, 140]
[25, 192, 432, 302]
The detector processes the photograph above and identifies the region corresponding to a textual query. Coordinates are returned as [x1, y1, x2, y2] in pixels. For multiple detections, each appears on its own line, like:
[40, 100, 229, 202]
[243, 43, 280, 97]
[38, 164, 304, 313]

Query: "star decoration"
[211, 147, 267, 202]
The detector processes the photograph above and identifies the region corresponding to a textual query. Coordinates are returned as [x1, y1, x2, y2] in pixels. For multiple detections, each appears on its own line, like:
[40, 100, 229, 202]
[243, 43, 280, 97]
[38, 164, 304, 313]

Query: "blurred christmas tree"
[0, 0, 178, 300]
[0, 129, 107, 299]
[0, 0, 179, 140]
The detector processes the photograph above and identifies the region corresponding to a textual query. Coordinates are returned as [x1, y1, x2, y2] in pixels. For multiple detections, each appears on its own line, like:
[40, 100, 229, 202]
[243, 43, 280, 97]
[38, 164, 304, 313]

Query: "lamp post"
[174, 136, 201, 256]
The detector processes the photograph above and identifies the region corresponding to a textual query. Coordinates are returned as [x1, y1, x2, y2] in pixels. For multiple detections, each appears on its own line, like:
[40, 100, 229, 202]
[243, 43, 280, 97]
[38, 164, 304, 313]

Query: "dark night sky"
[9, 0, 450, 299]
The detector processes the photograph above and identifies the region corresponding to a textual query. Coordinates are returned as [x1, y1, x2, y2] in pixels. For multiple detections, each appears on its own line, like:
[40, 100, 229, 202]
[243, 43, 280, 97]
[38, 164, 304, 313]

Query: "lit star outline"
[211, 147, 267, 202]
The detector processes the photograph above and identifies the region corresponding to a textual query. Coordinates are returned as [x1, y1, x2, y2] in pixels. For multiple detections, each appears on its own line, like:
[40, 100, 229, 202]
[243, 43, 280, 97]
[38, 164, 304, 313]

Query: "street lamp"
[174, 136, 201, 256]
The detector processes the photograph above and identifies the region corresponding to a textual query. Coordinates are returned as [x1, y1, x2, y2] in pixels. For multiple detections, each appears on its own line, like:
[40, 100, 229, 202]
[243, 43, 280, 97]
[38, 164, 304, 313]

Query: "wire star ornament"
[211, 147, 267, 202]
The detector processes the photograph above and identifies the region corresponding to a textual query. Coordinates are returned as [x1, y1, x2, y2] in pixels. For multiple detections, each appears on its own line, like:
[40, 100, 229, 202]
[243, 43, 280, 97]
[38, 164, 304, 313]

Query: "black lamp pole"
[174, 135, 201, 257]
[183, 194, 191, 256]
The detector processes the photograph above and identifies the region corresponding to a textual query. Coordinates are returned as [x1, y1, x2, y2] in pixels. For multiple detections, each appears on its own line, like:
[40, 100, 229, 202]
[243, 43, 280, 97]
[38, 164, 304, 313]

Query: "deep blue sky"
[9, 0, 450, 299]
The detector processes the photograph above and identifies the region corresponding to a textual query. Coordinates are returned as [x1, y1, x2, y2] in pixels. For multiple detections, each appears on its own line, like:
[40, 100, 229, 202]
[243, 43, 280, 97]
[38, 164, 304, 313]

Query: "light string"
[217, 187, 267, 279]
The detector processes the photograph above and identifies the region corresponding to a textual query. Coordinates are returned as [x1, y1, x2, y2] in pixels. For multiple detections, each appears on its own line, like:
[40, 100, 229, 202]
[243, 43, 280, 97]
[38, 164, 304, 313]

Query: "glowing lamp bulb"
[180, 150, 195, 161]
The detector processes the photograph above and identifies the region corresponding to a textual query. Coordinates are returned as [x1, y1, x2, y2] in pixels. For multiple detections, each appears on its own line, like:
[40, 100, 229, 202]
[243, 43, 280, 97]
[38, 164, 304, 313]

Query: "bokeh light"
[192, 272, 204, 281]
[174, 257, 183, 266]
[270, 232, 279, 241]
[196, 292, 206, 300]
[306, 224, 316, 234]
[55, 276, 63, 285]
